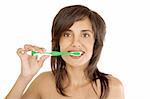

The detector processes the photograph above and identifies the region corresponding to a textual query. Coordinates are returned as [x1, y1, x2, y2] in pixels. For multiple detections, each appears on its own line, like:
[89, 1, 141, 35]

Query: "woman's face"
[59, 18, 95, 68]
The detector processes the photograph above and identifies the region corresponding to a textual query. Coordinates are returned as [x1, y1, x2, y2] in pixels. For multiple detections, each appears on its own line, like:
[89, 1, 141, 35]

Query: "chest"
[40, 83, 100, 99]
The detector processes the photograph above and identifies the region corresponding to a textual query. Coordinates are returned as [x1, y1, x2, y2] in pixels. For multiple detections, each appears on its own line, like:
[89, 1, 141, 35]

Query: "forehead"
[69, 17, 93, 32]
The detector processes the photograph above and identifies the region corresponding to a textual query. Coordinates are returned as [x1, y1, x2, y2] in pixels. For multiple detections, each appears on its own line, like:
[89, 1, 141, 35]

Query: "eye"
[63, 32, 72, 37]
[82, 33, 90, 38]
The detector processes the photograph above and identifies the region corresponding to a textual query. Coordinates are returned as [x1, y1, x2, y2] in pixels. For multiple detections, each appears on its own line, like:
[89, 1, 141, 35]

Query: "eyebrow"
[66, 29, 93, 34]
[81, 30, 94, 34]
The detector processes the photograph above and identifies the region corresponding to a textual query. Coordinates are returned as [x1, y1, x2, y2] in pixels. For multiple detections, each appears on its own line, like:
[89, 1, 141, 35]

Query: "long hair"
[51, 5, 109, 99]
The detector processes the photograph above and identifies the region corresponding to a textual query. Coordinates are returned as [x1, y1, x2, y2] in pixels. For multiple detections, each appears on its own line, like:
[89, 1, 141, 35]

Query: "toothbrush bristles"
[71, 52, 81, 56]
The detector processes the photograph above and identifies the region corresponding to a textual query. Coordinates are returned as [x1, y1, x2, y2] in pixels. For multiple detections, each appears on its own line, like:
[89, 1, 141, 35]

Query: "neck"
[65, 64, 90, 87]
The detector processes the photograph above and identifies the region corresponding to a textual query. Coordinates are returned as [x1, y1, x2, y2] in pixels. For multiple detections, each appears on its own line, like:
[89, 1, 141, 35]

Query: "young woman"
[6, 5, 124, 99]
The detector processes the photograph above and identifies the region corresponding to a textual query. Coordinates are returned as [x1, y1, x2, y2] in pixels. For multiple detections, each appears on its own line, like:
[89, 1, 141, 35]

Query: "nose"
[71, 37, 81, 48]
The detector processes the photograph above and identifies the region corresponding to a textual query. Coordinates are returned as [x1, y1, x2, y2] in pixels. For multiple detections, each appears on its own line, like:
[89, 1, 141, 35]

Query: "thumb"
[17, 48, 25, 56]
[38, 55, 50, 66]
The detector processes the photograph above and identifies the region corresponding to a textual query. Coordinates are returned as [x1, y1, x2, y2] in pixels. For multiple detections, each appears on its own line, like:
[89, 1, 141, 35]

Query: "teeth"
[80, 52, 84, 55]
[72, 51, 84, 56]
[68, 50, 85, 56]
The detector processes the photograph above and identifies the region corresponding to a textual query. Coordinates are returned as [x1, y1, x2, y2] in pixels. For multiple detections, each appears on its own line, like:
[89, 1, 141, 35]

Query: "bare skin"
[22, 71, 124, 99]
[5, 18, 124, 99]
[5, 44, 124, 99]
[5, 44, 49, 99]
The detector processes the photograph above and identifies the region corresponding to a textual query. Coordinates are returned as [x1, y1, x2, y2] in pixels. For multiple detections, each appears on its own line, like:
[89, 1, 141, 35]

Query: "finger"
[37, 47, 46, 54]
[24, 44, 46, 54]
[17, 48, 26, 56]
[24, 44, 34, 51]
[29, 55, 38, 61]
[37, 55, 49, 66]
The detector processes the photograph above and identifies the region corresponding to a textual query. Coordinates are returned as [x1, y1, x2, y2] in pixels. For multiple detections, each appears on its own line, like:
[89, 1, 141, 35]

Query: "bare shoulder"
[36, 71, 55, 87]
[29, 71, 55, 86]
[36, 71, 56, 97]
[107, 75, 123, 88]
[22, 71, 55, 99]
[106, 75, 125, 99]
[37, 71, 54, 81]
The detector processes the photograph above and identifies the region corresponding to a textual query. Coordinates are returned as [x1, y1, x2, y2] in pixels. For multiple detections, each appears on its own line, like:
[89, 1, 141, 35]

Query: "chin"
[65, 62, 89, 68]
[61, 52, 92, 67]
[63, 58, 90, 68]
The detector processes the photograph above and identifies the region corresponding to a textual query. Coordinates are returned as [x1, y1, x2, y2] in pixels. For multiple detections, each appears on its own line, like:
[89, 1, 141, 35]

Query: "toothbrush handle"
[31, 51, 52, 55]
[31, 51, 70, 56]
[51, 51, 69, 56]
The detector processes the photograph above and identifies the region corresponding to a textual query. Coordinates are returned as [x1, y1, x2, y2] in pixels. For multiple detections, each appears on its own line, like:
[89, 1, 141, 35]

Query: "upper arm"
[107, 75, 125, 99]
[22, 71, 53, 99]
[22, 74, 44, 99]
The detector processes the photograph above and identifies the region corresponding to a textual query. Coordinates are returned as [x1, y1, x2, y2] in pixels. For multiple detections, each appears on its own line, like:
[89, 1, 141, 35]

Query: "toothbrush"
[31, 51, 81, 56]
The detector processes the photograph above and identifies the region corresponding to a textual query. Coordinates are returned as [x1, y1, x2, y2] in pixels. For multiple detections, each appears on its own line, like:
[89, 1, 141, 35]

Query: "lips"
[67, 50, 85, 56]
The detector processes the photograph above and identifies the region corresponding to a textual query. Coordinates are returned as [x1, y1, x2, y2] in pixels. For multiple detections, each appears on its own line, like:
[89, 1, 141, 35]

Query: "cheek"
[59, 39, 71, 51]
[83, 39, 94, 49]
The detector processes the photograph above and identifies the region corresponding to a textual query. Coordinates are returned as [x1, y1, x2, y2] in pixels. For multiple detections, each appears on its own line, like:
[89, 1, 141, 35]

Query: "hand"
[17, 44, 49, 78]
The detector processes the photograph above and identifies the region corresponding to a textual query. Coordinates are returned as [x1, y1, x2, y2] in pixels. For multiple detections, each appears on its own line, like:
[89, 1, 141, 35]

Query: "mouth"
[67, 50, 85, 57]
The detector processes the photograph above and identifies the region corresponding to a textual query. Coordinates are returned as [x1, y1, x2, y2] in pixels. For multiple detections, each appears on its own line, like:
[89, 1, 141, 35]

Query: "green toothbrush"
[31, 51, 81, 56]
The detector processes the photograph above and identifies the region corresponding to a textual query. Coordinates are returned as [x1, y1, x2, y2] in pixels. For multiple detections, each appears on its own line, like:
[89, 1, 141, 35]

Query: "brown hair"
[51, 5, 109, 99]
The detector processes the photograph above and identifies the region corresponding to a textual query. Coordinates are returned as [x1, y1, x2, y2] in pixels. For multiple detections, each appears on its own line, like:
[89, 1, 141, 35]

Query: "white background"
[0, 0, 150, 99]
